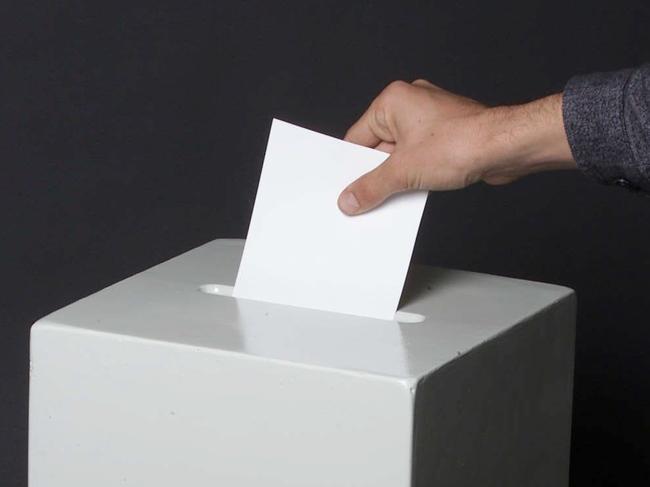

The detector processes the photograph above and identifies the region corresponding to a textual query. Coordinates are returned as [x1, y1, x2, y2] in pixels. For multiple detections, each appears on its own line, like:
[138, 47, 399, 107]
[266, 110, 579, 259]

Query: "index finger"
[344, 106, 382, 148]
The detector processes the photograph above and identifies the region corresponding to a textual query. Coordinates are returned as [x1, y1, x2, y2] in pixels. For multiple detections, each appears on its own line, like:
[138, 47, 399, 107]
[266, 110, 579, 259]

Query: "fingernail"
[338, 191, 360, 215]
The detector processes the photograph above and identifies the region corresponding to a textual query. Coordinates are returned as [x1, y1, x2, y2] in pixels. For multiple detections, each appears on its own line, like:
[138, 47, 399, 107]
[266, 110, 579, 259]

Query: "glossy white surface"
[36, 239, 572, 380]
[29, 239, 575, 486]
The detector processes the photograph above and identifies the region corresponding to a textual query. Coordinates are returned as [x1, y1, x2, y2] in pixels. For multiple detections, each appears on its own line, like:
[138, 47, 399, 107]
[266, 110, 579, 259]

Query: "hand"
[337, 79, 576, 215]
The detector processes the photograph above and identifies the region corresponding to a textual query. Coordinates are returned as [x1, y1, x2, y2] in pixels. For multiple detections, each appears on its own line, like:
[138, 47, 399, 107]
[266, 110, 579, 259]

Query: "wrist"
[478, 94, 576, 183]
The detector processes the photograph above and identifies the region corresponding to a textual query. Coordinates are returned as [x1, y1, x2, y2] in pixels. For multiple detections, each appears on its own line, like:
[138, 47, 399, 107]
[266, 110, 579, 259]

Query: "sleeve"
[562, 64, 650, 193]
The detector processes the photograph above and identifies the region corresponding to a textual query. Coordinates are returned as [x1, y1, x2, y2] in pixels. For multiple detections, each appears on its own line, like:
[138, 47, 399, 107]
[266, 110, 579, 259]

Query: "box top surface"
[37, 239, 573, 380]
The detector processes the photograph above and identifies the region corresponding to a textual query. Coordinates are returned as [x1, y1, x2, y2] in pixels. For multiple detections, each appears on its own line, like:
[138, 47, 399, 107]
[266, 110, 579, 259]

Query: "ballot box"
[29, 239, 575, 487]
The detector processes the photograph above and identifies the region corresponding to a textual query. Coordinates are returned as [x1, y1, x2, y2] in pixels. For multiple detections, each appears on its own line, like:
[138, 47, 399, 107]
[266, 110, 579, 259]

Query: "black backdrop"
[2, 1, 649, 485]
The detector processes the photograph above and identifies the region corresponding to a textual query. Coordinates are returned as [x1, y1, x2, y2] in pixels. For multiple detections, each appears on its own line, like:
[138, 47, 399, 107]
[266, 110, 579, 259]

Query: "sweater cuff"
[562, 68, 645, 191]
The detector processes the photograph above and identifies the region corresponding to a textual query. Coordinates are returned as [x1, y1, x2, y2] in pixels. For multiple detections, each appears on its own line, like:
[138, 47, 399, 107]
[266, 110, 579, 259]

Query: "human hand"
[337, 80, 575, 215]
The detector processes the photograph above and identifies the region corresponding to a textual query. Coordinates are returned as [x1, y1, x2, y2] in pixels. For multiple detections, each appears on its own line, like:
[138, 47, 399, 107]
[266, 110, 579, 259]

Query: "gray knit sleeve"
[562, 64, 650, 192]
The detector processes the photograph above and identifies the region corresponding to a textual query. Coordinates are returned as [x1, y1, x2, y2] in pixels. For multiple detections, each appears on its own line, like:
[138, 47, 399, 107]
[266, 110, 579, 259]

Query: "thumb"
[337, 154, 406, 216]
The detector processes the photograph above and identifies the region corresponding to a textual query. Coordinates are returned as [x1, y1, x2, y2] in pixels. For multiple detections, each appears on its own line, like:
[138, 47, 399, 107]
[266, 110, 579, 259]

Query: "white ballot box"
[29, 239, 575, 487]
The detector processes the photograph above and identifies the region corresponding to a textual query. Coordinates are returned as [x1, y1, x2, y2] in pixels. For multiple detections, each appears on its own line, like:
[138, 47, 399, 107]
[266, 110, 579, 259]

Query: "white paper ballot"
[233, 119, 428, 320]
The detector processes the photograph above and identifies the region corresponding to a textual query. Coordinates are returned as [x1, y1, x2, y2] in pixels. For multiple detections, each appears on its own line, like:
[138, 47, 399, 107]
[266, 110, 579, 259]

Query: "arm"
[337, 79, 575, 215]
[338, 66, 650, 215]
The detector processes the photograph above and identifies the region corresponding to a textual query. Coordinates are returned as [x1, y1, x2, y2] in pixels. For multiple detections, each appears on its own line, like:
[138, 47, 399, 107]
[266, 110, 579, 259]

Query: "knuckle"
[373, 81, 412, 133]
[371, 106, 389, 131]
[353, 178, 378, 206]
[413, 78, 441, 92]
[383, 80, 410, 99]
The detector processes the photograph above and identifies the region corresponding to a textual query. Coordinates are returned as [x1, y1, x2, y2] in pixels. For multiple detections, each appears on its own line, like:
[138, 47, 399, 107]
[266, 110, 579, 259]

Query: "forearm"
[479, 65, 650, 191]
[477, 94, 576, 185]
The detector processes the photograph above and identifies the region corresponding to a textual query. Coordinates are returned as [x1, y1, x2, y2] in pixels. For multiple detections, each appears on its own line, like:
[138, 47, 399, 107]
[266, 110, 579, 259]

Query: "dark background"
[2, 1, 649, 485]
